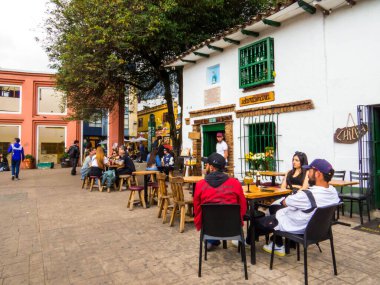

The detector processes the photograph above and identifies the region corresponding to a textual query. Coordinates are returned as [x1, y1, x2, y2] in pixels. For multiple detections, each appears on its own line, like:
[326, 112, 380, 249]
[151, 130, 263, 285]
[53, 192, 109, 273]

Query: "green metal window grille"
[239, 114, 280, 178]
[239, 37, 275, 89]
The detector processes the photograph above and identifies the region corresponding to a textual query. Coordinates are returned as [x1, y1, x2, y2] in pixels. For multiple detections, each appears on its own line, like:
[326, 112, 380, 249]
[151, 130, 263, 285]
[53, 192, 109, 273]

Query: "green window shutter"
[239, 37, 275, 89]
[248, 122, 276, 154]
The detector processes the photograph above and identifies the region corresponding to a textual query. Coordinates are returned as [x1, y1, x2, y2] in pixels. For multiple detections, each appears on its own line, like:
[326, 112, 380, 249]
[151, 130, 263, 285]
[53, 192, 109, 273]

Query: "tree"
[44, 0, 277, 154]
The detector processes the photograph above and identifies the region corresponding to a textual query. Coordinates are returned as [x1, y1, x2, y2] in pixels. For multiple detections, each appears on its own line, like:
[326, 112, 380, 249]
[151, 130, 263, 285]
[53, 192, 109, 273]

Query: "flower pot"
[23, 159, 35, 169]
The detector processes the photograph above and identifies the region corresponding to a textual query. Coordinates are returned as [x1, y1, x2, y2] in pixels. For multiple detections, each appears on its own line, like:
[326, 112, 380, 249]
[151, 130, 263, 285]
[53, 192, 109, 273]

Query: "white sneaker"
[263, 242, 285, 257]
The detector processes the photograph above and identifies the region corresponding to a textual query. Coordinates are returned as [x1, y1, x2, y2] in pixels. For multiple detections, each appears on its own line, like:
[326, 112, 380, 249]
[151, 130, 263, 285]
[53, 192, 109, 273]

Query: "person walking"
[68, 140, 80, 175]
[7, 138, 25, 180]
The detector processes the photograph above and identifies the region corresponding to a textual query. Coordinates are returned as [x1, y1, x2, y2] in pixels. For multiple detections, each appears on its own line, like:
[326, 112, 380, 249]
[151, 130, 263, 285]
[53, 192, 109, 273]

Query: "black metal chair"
[332, 170, 346, 219]
[339, 171, 371, 224]
[269, 204, 339, 285]
[198, 204, 248, 280]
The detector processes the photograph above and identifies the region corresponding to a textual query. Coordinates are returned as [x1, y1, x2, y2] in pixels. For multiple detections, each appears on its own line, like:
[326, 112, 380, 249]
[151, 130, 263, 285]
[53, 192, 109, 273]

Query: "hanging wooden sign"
[334, 113, 368, 144]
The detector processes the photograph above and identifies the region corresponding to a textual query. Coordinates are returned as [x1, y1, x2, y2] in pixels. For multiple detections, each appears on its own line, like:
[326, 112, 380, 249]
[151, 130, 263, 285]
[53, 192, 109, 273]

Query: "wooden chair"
[89, 176, 103, 192]
[169, 176, 193, 233]
[118, 175, 131, 191]
[81, 176, 89, 189]
[127, 175, 146, 210]
[156, 173, 172, 223]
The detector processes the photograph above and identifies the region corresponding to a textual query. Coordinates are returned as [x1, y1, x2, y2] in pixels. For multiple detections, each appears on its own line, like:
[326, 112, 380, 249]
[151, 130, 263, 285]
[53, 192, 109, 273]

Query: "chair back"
[304, 204, 338, 244]
[333, 170, 346, 180]
[350, 171, 371, 196]
[156, 172, 167, 196]
[169, 176, 185, 203]
[201, 204, 241, 238]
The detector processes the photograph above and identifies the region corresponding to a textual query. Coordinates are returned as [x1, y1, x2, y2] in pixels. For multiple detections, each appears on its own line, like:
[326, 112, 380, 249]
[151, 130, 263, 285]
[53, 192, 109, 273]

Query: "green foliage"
[25, 154, 35, 162]
[44, 0, 276, 151]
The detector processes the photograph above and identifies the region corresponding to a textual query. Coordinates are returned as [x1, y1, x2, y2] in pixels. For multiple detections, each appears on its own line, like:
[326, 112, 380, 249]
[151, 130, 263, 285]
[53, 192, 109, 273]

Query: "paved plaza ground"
[0, 168, 379, 285]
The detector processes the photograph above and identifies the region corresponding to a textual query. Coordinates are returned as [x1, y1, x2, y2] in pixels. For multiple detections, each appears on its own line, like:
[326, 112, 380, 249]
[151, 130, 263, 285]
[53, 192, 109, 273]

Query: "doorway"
[202, 123, 225, 157]
[372, 107, 380, 209]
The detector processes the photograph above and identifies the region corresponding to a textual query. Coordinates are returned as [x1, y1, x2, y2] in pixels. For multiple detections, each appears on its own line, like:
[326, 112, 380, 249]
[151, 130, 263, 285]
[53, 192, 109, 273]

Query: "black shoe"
[11, 175, 15, 180]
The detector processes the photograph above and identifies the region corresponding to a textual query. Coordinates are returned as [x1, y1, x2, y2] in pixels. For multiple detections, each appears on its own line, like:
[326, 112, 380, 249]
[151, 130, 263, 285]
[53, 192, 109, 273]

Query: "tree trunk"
[160, 70, 180, 157]
[176, 67, 183, 158]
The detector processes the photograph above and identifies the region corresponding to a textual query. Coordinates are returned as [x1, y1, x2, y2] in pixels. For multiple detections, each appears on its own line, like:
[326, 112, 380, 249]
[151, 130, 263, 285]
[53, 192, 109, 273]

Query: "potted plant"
[60, 152, 72, 168]
[23, 154, 35, 169]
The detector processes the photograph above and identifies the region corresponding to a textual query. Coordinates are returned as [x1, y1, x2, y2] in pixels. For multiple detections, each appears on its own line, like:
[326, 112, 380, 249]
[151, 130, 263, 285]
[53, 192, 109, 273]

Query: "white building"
[166, 0, 380, 208]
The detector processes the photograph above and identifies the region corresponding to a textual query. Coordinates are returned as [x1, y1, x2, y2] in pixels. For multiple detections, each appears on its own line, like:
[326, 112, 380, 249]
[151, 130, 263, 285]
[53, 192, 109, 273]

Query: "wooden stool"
[118, 175, 131, 191]
[148, 181, 159, 205]
[89, 176, 103, 192]
[127, 185, 146, 210]
[81, 176, 89, 189]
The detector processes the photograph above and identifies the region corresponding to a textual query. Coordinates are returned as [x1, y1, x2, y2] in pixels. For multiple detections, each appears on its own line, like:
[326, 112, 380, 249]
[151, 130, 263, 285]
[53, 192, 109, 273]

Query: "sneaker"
[231, 240, 250, 248]
[263, 242, 285, 257]
[11, 175, 15, 180]
[206, 241, 220, 251]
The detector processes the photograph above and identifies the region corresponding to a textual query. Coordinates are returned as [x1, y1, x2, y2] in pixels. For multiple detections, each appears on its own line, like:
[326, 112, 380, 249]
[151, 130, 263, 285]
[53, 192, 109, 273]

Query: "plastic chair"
[198, 204, 248, 280]
[270, 204, 339, 285]
[339, 171, 371, 224]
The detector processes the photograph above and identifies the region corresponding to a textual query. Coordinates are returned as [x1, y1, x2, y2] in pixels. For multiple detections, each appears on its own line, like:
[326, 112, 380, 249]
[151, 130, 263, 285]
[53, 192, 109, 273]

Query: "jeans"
[71, 158, 78, 175]
[11, 160, 21, 178]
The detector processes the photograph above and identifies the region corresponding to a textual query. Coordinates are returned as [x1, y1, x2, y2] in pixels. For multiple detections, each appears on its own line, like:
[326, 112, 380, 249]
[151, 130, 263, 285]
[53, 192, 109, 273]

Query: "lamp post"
[148, 114, 156, 152]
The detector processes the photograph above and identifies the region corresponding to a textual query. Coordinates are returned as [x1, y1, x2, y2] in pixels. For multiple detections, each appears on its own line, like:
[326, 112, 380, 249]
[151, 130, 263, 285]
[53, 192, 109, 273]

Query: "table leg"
[144, 175, 150, 208]
[271, 176, 276, 186]
[249, 200, 256, 265]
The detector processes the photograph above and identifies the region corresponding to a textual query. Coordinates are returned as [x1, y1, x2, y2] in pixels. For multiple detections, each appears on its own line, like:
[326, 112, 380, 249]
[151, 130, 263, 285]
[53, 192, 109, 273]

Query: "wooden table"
[244, 185, 292, 265]
[183, 176, 204, 197]
[329, 180, 359, 187]
[132, 170, 159, 208]
[259, 171, 286, 186]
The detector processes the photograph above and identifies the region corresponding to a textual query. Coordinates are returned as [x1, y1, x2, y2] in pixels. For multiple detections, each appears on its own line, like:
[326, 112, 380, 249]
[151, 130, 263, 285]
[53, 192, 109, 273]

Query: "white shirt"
[275, 185, 340, 234]
[216, 140, 228, 160]
[90, 156, 108, 168]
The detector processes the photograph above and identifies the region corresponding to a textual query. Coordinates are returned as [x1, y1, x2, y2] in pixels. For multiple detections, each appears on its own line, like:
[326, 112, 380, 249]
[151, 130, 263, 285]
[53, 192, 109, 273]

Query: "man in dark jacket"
[193, 152, 247, 250]
[7, 138, 25, 180]
[68, 140, 80, 175]
[116, 146, 136, 179]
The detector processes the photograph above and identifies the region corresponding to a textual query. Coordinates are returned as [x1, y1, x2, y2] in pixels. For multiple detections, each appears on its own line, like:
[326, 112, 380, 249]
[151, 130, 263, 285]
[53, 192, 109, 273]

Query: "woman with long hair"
[281, 151, 309, 191]
[89, 146, 108, 177]
[146, 148, 161, 171]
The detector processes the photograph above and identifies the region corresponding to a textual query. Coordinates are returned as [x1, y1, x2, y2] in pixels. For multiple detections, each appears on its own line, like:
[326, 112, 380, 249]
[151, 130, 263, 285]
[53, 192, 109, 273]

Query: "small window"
[138, 118, 143, 128]
[88, 116, 102, 128]
[0, 85, 21, 113]
[38, 87, 66, 114]
[0, 125, 20, 153]
[162, 112, 168, 123]
[239, 37, 275, 89]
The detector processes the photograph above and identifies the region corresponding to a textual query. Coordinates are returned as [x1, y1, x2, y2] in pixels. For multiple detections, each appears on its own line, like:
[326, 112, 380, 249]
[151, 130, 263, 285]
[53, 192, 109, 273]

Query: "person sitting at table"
[281, 151, 309, 192]
[247, 158, 340, 257]
[161, 148, 174, 175]
[194, 152, 247, 251]
[115, 145, 136, 181]
[146, 148, 161, 171]
[81, 148, 96, 180]
[89, 146, 108, 177]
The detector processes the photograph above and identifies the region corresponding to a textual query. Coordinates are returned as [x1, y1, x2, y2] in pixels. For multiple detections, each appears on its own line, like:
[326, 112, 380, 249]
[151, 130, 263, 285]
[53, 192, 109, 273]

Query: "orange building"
[0, 69, 81, 165]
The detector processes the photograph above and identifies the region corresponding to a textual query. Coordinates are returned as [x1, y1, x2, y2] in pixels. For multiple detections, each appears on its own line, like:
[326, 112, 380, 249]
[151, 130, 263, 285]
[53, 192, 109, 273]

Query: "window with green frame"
[248, 122, 276, 154]
[239, 37, 275, 89]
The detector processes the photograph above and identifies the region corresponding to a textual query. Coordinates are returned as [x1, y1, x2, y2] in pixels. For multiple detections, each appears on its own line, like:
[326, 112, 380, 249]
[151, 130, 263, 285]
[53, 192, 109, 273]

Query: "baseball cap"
[207, 152, 226, 170]
[216, 132, 224, 137]
[302, 159, 334, 175]
[201, 157, 209, 164]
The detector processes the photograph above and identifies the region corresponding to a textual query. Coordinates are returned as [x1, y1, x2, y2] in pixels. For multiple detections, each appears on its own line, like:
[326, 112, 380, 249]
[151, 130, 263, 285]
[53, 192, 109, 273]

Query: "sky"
[0, 0, 54, 73]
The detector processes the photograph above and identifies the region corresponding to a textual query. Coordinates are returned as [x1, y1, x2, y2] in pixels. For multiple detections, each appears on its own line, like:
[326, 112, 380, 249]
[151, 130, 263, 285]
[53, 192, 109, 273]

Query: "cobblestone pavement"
[0, 168, 379, 285]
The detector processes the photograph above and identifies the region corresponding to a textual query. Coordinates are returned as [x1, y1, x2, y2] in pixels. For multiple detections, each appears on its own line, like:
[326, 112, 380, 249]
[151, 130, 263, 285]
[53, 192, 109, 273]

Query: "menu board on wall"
[204, 87, 221, 106]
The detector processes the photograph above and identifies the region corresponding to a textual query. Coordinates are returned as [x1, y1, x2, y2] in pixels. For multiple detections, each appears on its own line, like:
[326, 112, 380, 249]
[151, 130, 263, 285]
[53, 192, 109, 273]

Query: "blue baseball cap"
[302, 159, 334, 175]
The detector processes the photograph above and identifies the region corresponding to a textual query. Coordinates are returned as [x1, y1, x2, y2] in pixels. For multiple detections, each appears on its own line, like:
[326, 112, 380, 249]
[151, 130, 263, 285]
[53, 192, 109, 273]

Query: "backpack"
[68, 146, 76, 158]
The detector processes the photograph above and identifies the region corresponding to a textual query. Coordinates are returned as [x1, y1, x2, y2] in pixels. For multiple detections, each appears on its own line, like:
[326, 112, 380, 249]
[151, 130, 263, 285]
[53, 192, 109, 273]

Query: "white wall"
[182, 0, 380, 177]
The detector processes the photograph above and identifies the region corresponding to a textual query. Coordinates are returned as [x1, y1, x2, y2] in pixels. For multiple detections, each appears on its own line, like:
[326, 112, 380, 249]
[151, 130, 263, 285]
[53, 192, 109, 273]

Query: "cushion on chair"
[129, 186, 144, 191]
[90, 176, 102, 179]
[148, 182, 159, 188]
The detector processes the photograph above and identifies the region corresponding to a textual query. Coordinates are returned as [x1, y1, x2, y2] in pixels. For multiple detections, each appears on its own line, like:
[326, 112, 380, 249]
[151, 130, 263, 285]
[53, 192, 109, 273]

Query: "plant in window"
[245, 152, 266, 172]
[264, 146, 275, 171]
[25, 154, 35, 162]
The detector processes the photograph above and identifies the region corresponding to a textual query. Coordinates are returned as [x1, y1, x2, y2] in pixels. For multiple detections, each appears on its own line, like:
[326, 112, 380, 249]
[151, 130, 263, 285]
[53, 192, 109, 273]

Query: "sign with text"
[240, 91, 275, 107]
[334, 124, 368, 144]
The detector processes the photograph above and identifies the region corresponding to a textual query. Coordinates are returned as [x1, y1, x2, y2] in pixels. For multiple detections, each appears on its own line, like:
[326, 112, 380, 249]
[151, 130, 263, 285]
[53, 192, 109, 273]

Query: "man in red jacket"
[194, 152, 247, 250]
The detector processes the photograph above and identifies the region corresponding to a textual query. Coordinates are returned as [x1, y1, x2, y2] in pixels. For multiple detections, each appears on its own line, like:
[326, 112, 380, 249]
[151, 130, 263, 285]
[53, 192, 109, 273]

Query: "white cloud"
[0, 0, 54, 73]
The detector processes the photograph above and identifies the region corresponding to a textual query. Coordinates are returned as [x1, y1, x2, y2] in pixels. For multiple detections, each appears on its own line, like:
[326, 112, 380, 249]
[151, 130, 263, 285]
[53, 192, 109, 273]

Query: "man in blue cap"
[247, 158, 340, 256]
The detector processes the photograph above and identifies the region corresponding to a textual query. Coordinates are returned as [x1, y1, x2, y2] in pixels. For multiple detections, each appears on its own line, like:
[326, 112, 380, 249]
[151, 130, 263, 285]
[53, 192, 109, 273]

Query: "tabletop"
[243, 185, 292, 199]
[183, 176, 204, 183]
[329, 180, 359, 187]
[132, 170, 159, 176]
[259, 171, 286, 177]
